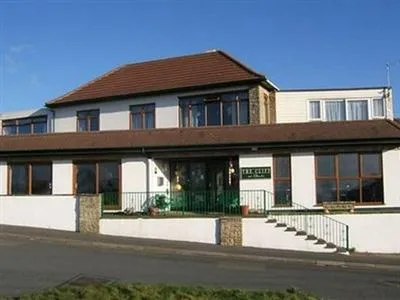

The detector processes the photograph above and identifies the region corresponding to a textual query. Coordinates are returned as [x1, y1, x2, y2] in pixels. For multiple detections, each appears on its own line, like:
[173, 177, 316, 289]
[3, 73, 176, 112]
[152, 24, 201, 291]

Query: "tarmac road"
[0, 235, 399, 299]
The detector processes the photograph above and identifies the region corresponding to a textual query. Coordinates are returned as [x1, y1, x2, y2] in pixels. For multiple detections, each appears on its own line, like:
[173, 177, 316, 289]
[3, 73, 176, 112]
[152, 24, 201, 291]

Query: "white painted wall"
[276, 88, 393, 123]
[121, 157, 148, 211]
[291, 153, 316, 208]
[100, 218, 218, 244]
[0, 195, 77, 231]
[242, 218, 335, 253]
[382, 148, 400, 207]
[52, 160, 73, 194]
[53, 85, 249, 132]
[149, 159, 170, 193]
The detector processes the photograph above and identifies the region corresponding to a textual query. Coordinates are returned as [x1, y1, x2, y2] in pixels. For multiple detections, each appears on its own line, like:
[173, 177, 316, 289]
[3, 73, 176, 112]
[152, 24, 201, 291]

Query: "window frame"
[73, 160, 121, 209]
[273, 154, 292, 206]
[179, 90, 249, 127]
[307, 98, 385, 122]
[7, 162, 52, 195]
[129, 103, 156, 129]
[315, 152, 383, 205]
[76, 109, 100, 132]
[2, 116, 48, 136]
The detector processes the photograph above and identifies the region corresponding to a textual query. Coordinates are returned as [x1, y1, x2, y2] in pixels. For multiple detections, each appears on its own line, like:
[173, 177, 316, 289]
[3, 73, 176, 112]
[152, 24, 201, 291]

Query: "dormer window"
[2, 116, 48, 136]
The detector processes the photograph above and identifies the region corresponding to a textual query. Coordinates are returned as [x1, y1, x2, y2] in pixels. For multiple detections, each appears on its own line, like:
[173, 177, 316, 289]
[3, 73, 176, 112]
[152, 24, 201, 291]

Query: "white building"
[0, 50, 399, 253]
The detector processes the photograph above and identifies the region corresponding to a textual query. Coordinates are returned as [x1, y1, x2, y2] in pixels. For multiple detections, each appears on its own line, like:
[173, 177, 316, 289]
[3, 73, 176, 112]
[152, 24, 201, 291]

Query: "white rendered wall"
[121, 157, 148, 211]
[276, 88, 393, 123]
[52, 160, 73, 194]
[382, 148, 400, 207]
[53, 85, 249, 132]
[291, 153, 316, 208]
[149, 159, 170, 193]
[0, 162, 7, 195]
[100, 218, 218, 244]
[0, 195, 77, 231]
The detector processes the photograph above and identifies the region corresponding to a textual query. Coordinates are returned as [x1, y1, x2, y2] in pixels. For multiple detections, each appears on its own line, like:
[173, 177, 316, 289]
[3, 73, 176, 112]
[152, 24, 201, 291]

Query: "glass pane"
[78, 119, 88, 132]
[316, 155, 335, 177]
[309, 101, 321, 119]
[223, 101, 237, 125]
[274, 182, 292, 205]
[77, 111, 88, 118]
[221, 92, 237, 102]
[144, 104, 155, 113]
[338, 153, 358, 177]
[206, 102, 221, 126]
[3, 125, 17, 135]
[339, 179, 360, 202]
[132, 114, 142, 129]
[275, 156, 290, 178]
[18, 119, 31, 135]
[362, 178, 383, 202]
[180, 104, 189, 127]
[33, 122, 47, 134]
[131, 106, 142, 114]
[189, 162, 206, 191]
[31, 164, 52, 195]
[89, 110, 99, 118]
[362, 153, 381, 177]
[32, 116, 47, 123]
[10, 164, 28, 195]
[76, 163, 96, 194]
[191, 104, 205, 127]
[325, 100, 345, 121]
[316, 180, 337, 203]
[373, 98, 384, 117]
[239, 100, 249, 125]
[145, 112, 155, 128]
[90, 117, 99, 131]
[99, 162, 119, 193]
[347, 100, 368, 120]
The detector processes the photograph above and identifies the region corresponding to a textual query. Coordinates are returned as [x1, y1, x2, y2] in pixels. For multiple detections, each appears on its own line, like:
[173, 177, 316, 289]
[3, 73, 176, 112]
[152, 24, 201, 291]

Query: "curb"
[1, 232, 399, 272]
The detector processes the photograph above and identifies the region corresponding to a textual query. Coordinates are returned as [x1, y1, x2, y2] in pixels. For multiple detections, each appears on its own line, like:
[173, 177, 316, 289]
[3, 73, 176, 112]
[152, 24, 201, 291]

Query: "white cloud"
[9, 44, 32, 53]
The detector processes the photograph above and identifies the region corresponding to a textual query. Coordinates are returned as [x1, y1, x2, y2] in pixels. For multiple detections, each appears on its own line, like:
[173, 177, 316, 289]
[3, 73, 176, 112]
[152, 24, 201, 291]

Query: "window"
[130, 104, 155, 129]
[315, 153, 383, 204]
[373, 98, 385, 117]
[2, 116, 47, 136]
[273, 155, 292, 206]
[8, 163, 52, 195]
[75, 161, 120, 195]
[308, 98, 385, 122]
[180, 91, 249, 127]
[77, 110, 99, 132]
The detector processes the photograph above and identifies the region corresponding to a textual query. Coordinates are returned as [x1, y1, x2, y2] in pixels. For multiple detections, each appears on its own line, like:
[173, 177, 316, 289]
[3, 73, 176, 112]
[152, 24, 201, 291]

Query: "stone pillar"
[79, 195, 101, 233]
[219, 217, 242, 246]
[249, 86, 260, 125]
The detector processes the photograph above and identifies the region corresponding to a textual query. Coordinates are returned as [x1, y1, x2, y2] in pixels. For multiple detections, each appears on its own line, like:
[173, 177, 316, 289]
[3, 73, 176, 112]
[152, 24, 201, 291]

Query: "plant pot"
[240, 205, 249, 217]
[149, 207, 158, 216]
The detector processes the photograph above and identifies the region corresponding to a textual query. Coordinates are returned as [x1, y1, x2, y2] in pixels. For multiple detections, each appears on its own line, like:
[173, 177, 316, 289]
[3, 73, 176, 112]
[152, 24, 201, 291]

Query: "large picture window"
[179, 91, 249, 127]
[315, 153, 383, 204]
[130, 103, 155, 129]
[2, 116, 47, 136]
[273, 155, 292, 206]
[8, 163, 52, 195]
[77, 110, 99, 132]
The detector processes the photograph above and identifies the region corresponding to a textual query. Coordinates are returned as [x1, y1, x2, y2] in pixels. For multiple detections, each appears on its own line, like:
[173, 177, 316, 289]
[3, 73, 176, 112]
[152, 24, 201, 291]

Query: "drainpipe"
[142, 148, 150, 195]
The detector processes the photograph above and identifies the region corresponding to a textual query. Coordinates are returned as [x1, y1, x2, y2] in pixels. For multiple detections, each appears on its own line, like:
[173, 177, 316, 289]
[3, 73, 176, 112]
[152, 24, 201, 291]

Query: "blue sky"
[1, 0, 399, 116]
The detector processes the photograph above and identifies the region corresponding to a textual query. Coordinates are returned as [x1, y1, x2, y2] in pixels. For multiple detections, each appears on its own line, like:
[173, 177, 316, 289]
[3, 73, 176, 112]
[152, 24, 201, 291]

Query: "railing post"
[263, 190, 267, 216]
[346, 225, 350, 251]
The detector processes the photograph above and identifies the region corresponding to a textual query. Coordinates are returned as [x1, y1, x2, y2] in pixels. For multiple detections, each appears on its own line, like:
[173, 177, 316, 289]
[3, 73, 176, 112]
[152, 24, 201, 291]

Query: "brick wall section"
[79, 195, 101, 233]
[249, 86, 260, 125]
[219, 217, 242, 246]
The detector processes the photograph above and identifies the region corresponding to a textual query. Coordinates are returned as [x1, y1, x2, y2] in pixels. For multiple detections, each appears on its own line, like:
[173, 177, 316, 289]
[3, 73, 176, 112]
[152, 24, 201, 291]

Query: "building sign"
[240, 167, 271, 179]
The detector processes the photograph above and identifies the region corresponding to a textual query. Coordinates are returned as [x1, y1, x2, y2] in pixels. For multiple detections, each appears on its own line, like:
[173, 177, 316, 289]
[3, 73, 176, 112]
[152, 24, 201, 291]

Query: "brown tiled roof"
[46, 50, 268, 107]
[0, 120, 399, 154]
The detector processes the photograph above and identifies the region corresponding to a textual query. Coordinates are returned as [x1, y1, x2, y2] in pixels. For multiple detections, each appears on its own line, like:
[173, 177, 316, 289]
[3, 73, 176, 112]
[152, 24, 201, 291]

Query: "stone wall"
[219, 217, 242, 246]
[249, 86, 260, 125]
[79, 195, 101, 233]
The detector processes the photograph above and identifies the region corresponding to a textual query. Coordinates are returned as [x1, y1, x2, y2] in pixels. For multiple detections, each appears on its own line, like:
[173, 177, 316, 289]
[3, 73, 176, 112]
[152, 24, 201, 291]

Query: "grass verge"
[5, 283, 318, 300]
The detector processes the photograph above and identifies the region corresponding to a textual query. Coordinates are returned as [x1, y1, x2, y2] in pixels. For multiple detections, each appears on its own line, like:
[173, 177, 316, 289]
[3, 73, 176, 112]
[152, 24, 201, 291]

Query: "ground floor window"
[8, 162, 52, 195]
[273, 155, 292, 206]
[315, 152, 383, 204]
[74, 161, 120, 195]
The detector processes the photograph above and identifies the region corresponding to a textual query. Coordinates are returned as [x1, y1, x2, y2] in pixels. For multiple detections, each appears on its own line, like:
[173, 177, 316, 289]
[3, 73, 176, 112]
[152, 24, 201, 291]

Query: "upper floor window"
[8, 162, 52, 195]
[77, 110, 99, 132]
[130, 103, 155, 129]
[308, 98, 385, 121]
[179, 91, 249, 127]
[2, 116, 47, 136]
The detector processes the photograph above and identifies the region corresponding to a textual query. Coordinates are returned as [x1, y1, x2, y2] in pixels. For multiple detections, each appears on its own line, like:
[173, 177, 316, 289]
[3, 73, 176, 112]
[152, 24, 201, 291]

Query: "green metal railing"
[102, 190, 270, 216]
[101, 189, 349, 250]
